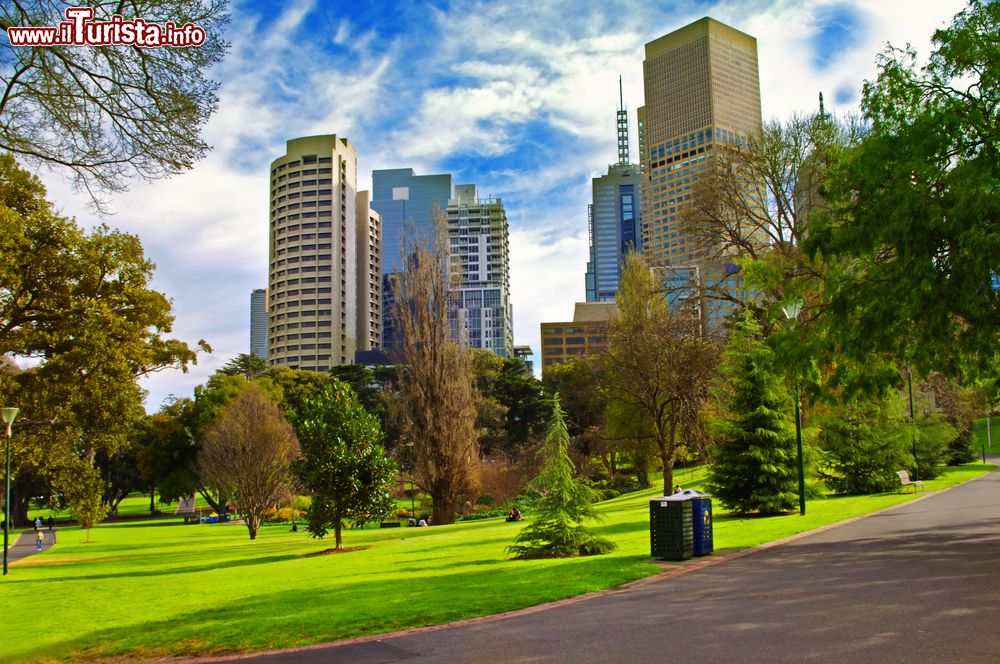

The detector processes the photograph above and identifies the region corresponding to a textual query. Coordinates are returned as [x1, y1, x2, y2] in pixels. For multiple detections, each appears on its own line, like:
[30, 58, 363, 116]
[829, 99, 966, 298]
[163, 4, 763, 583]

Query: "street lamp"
[2, 407, 18, 576]
[782, 301, 806, 516]
[405, 441, 416, 519]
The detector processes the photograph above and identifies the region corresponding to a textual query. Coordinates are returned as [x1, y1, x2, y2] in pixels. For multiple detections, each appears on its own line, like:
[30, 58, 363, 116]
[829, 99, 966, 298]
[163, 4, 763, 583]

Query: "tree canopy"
[807, 0, 1000, 390]
[0, 0, 229, 200]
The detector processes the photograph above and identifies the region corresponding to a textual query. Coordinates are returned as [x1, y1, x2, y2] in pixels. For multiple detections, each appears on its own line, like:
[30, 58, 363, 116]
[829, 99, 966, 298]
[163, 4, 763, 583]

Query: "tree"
[0, 155, 203, 524]
[293, 380, 396, 549]
[391, 214, 480, 525]
[219, 353, 270, 380]
[0, 0, 229, 201]
[134, 398, 198, 511]
[603, 253, 720, 495]
[806, 0, 1000, 387]
[62, 465, 108, 543]
[197, 383, 299, 540]
[818, 397, 913, 495]
[708, 311, 798, 514]
[507, 397, 615, 559]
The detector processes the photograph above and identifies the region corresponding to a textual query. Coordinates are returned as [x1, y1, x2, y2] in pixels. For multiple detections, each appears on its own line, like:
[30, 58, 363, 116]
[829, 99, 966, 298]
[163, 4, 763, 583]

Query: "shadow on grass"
[20, 554, 655, 662]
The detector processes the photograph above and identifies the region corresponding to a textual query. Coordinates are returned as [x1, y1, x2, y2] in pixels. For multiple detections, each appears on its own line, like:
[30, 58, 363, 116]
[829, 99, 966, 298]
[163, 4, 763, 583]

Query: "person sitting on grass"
[506, 507, 522, 522]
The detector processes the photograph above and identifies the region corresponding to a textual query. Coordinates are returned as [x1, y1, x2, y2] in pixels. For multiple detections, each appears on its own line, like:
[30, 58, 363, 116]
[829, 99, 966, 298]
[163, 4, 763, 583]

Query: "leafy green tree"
[0, 0, 229, 200]
[818, 398, 912, 494]
[198, 383, 299, 540]
[0, 154, 202, 524]
[62, 466, 109, 543]
[807, 0, 1000, 387]
[134, 400, 197, 512]
[507, 397, 615, 559]
[219, 353, 270, 380]
[708, 312, 798, 514]
[603, 253, 720, 495]
[293, 380, 396, 549]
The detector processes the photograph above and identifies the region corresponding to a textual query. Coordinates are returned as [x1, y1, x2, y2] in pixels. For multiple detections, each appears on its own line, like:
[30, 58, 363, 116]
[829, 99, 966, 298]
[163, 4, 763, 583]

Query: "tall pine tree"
[507, 396, 615, 559]
[709, 312, 798, 514]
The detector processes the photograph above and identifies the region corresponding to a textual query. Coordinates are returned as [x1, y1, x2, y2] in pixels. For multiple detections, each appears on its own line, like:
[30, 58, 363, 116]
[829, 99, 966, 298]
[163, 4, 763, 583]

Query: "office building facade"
[250, 288, 268, 359]
[638, 17, 762, 267]
[540, 302, 617, 371]
[267, 135, 380, 370]
[447, 184, 514, 358]
[371, 168, 455, 351]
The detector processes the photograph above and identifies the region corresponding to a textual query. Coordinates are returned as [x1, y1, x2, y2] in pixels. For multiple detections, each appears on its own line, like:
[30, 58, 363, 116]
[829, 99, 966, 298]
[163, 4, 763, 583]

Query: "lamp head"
[782, 300, 803, 322]
[1, 407, 18, 436]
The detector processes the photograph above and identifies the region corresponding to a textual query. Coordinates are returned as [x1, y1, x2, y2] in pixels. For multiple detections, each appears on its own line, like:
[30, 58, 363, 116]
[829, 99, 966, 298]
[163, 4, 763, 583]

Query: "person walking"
[34, 516, 42, 531]
[35, 529, 44, 551]
[47, 516, 54, 531]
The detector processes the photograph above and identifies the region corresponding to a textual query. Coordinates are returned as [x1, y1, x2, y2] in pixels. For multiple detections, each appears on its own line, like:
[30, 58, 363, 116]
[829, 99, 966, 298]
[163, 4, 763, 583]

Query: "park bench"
[897, 470, 924, 493]
[182, 515, 200, 524]
[379, 521, 401, 528]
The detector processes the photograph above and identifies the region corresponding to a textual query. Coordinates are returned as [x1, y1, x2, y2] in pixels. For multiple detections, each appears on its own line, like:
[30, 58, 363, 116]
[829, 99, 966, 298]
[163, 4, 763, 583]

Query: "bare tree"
[603, 253, 720, 495]
[0, 1, 229, 204]
[678, 114, 860, 311]
[198, 383, 299, 540]
[390, 211, 479, 525]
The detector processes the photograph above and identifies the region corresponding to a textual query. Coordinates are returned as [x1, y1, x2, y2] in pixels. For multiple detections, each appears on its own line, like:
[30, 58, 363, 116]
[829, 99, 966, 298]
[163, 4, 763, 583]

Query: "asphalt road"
[210, 467, 1000, 664]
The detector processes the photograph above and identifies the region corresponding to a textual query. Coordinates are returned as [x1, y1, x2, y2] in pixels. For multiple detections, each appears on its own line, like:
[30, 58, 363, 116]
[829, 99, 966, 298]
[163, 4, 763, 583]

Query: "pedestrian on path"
[35, 530, 43, 551]
[34, 516, 41, 531]
[47, 516, 54, 530]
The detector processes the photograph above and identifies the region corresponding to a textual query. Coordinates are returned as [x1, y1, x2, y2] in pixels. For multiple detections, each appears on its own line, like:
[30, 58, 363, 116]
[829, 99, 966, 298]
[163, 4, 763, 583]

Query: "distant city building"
[267, 135, 380, 370]
[512, 345, 534, 374]
[540, 302, 617, 371]
[371, 168, 455, 352]
[250, 288, 268, 359]
[447, 184, 514, 358]
[636, 17, 763, 326]
[356, 190, 382, 352]
[586, 80, 642, 303]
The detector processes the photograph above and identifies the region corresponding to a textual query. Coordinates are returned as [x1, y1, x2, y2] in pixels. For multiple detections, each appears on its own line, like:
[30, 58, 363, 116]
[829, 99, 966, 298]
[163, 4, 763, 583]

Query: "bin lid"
[650, 489, 710, 502]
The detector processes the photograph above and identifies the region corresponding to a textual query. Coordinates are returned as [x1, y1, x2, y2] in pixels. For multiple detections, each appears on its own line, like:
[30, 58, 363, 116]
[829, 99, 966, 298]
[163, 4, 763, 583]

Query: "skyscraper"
[267, 135, 380, 370]
[586, 80, 642, 302]
[637, 17, 762, 268]
[447, 184, 514, 358]
[250, 288, 268, 359]
[371, 168, 455, 351]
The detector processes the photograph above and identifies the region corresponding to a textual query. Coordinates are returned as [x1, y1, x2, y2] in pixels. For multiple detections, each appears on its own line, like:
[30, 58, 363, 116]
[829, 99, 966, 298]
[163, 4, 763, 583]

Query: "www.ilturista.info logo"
[6, 7, 206, 48]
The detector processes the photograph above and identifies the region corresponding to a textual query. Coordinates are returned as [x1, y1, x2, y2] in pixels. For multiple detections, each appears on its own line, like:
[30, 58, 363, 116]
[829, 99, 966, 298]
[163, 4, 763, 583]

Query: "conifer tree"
[708, 312, 798, 514]
[507, 397, 615, 559]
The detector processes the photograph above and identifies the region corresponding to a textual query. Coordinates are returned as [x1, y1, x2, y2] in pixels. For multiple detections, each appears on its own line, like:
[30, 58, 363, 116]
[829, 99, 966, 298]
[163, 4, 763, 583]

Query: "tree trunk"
[334, 520, 343, 549]
[148, 482, 156, 514]
[247, 520, 257, 540]
[431, 493, 458, 525]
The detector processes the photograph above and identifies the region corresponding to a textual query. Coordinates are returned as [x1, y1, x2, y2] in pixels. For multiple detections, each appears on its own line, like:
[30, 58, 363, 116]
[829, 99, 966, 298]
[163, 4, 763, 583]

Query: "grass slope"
[1, 461, 993, 662]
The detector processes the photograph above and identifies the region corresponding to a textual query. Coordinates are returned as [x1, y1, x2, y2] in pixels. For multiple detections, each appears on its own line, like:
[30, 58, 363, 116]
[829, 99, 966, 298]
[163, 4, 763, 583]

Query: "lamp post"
[405, 441, 415, 518]
[782, 301, 806, 516]
[907, 368, 919, 480]
[2, 407, 18, 576]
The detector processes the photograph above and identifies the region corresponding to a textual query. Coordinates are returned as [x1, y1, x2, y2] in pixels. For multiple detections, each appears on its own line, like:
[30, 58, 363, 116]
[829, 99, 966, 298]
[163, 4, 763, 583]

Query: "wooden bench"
[897, 470, 924, 493]
[379, 521, 401, 528]
[182, 515, 200, 524]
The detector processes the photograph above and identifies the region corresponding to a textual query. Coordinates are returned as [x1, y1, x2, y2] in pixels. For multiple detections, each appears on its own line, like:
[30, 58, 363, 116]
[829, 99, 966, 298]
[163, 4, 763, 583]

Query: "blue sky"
[35, 0, 968, 411]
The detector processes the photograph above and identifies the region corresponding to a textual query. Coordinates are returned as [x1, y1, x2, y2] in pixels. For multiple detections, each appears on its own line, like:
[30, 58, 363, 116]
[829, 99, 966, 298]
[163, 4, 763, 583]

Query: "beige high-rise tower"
[268, 135, 380, 370]
[637, 17, 762, 267]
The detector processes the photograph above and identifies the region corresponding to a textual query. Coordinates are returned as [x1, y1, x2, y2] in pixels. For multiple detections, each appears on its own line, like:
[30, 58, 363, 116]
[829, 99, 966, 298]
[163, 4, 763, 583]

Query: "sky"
[33, 0, 969, 412]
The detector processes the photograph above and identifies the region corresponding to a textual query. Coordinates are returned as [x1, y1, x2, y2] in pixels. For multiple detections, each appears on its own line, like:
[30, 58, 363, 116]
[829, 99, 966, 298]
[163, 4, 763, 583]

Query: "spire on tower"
[617, 75, 630, 165]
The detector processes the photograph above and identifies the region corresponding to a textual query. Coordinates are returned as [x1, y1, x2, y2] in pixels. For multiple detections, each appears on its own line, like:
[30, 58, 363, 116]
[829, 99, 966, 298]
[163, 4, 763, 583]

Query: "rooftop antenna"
[617, 75, 630, 165]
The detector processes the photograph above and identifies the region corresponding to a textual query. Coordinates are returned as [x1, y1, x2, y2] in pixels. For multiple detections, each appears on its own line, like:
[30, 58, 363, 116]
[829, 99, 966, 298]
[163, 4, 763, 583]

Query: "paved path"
[202, 466, 1000, 664]
[5, 529, 56, 565]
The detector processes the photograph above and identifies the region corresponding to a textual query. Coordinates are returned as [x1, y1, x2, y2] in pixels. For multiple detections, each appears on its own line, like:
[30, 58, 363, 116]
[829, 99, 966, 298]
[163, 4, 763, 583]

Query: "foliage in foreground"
[507, 398, 615, 559]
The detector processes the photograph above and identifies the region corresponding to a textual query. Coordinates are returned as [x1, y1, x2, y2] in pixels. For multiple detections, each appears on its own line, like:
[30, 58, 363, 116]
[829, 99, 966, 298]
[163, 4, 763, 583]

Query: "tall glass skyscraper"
[250, 288, 268, 359]
[586, 81, 642, 303]
[371, 168, 455, 352]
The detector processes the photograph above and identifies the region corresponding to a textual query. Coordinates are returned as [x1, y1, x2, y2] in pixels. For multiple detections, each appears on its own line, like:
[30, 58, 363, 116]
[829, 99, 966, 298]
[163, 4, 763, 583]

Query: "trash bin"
[649, 495, 693, 561]
[688, 492, 713, 556]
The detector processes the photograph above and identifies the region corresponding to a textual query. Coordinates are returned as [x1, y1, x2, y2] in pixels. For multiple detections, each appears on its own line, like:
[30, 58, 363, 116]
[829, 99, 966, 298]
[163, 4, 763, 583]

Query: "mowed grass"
[1, 461, 993, 662]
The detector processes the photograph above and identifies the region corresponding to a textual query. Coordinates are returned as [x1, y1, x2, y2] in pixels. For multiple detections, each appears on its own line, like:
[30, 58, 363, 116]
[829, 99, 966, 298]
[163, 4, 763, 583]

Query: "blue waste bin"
[689, 493, 713, 556]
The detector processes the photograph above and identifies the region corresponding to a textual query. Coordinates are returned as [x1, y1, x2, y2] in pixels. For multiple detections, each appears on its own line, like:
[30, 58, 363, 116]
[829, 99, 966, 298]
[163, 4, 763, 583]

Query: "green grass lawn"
[971, 416, 997, 457]
[1, 461, 993, 662]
